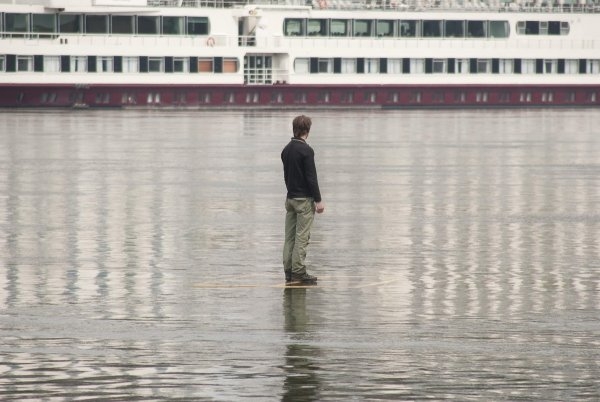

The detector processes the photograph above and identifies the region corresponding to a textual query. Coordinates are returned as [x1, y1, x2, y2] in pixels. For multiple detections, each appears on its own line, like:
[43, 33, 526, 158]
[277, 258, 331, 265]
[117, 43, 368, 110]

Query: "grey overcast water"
[0, 109, 599, 401]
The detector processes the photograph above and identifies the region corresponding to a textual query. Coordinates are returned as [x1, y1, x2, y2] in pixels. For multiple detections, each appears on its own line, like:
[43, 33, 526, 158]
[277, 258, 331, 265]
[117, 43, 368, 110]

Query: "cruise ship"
[1, 0, 599, 108]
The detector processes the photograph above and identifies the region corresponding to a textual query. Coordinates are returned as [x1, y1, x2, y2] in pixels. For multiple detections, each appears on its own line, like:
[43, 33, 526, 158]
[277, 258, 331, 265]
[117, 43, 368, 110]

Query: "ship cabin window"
[122, 56, 139, 73]
[223, 58, 238, 73]
[59, 14, 82, 33]
[198, 58, 213, 73]
[388, 58, 402, 73]
[467, 20, 486, 38]
[588, 60, 600, 74]
[173, 57, 188, 73]
[499, 59, 513, 74]
[410, 59, 425, 73]
[376, 20, 394, 37]
[564, 59, 578, 74]
[5, 13, 29, 34]
[138, 16, 160, 35]
[98, 56, 113, 72]
[365, 58, 379, 73]
[521, 59, 536, 74]
[284, 19, 304, 36]
[163, 16, 184, 35]
[71, 56, 87, 72]
[455, 58, 469, 74]
[422, 20, 442, 38]
[112, 16, 134, 34]
[148, 57, 163, 72]
[399, 20, 419, 37]
[307, 19, 327, 36]
[32, 14, 56, 37]
[432, 59, 446, 73]
[86, 15, 108, 34]
[477, 59, 490, 73]
[187, 17, 209, 35]
[341, 58, 356, 73]
[44, 56, 60, 72]
[517, 20, 569, 35]
[0, 56, 5, 72]
[294, 58, 310, 74]
[331, 19, 349, 36]
[489, 21, 509, 38]
[544, 59, 557, 73]
[445, 20, 465, 38]
[318, 58, 333, 73]
[17, 56, 33, 72]
[353, 20, 372, 37]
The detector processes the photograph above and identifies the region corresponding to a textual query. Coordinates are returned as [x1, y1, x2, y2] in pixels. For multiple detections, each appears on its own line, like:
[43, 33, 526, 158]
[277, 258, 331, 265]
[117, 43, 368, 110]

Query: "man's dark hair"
[293, 115, 312, 138]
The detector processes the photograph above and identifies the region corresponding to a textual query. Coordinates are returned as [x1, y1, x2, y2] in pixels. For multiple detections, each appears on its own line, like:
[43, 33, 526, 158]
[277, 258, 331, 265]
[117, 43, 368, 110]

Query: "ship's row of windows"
[0, 12, 209, 36]
[295, 57, 600, 74]
[284, 18, 511, 38]
[283, 18, 570, 38]
[28, 89, 598, 106]
[0, 55, 238, 73]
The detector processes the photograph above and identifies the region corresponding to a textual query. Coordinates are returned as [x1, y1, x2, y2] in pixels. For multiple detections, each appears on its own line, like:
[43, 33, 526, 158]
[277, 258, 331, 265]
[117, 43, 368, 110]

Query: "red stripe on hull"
[1, 84, 599, 108]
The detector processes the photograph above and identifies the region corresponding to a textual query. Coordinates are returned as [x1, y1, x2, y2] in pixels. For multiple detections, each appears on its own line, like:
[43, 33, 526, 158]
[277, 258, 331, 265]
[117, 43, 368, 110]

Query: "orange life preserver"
[206, 37, 215, 47]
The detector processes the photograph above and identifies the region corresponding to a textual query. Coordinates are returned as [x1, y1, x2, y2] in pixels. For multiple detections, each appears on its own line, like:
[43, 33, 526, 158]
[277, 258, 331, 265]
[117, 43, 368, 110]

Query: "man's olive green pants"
[283, 198, 315, 275]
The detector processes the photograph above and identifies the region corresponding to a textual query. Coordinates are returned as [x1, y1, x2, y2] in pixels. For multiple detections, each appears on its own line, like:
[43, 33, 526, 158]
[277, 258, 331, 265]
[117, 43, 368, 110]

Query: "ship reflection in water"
[0, 110, 598, 400]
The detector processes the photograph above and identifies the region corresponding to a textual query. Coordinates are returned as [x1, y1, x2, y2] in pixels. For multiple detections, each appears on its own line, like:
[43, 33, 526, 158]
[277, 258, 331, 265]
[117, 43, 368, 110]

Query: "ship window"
[198, 58, 213, 73]
[388, 92, 399, 103]
[331, 19, 348, 36]
[95, 93, 110, 104]
[489, 21, 509, 38]
[564, 59, 578, 74]
[477, 59, 490, 73]
[60, 14, 82, 33]
[560, 21, 569, 35]
[198, 92, 211, 103]
[163, 16, 184, 35]
[294, 58, 309, 74]
[44, 56, 60, 72]
[388, 58, 402, 73]
[548, 21, 560, 35]
[223, 58, 238, 73]
[71, 56, 87, 72]
[565, 92, 575, 103]
[307, 19, 327, 36]
[410, 91, 421, 103]
[294, 92, 307, 104]
[365, 91, 377, 103]
[516, 21, 525, 35]
[17, 56, 33, 72]
[544, 59, 557, 73]
[340, 91, 354, 103]
[422, 20, 442, 37]
[525, 21, 539, 35]
[498, 92, 510, 103]
[112, 16, 134, 34]
[519, 92, 532, 102]
[122, 56, 139, 73]
[138, 16, 159, 34]
[588, 60, 600, 74]
[0, 56, 5, 72]
[245, 92, 259, 103]
[187, 17, 209, 35]
[365, 58, 379, 73]
[410, 59, 425, 73]
[499, 59, 513, 74]
[317, 91, 331, 103]
[284, 18, 304, 36]
[455, 58, 469, 74]
[318, 58, 333, 73]
[539, 21, 548, 35]
[173, 57, 188, 73]
[86, 15, 108, 34]
[522, 59, 535, 74]
[454, 91, 466, 103]
[444, 20, 464, 38]
[5, 13, 29, 33]
[32, 14, 56, 35]
[541, 92, 553, 102]
[432, 59, 446, 73]
[341, 58, 356, 73]
[353, 19, 372, 37]
[587, 92, 596, 102]
[433, 92, 444, 103]
[467, 20, 486, 38]
[98, 56, 113, 73]
[475, 92, 488, 102]
[224, 92, 235, 104]
[121, 93, 136, 104]
[399, 20, 418, 37]
[271, 92, 284, 103]
[376, 20, 394, 37]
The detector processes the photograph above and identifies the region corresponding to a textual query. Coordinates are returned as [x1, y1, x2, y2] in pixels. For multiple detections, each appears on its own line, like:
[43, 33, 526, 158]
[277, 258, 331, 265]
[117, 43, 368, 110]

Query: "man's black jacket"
[281, 138, 322, 203]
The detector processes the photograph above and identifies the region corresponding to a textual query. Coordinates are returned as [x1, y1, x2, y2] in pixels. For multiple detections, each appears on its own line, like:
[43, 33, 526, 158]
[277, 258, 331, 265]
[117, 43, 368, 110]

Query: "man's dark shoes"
[285, 271, 292, 283]
[290, 272, 317, 285]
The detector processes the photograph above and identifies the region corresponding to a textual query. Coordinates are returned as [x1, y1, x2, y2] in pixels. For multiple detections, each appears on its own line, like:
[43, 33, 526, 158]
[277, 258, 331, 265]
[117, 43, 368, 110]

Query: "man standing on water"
[282, 115, 325, 285]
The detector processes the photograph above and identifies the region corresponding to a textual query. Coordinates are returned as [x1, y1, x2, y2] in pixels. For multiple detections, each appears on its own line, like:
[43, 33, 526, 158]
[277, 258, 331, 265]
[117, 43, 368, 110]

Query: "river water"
[0, 109, 598, 400]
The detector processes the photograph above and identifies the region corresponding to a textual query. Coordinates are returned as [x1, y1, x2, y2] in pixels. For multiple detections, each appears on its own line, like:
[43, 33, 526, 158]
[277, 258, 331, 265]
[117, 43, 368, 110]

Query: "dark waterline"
[0, 109, 599, 400]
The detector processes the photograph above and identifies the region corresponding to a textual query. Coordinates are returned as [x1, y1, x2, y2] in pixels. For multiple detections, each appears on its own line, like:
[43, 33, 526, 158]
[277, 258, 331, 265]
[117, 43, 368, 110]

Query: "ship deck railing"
[149, 0, 600, 13]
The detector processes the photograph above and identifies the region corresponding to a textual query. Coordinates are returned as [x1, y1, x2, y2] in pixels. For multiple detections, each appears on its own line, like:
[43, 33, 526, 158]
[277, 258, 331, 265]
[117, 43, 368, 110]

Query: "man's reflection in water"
[282, 288, 321, 401]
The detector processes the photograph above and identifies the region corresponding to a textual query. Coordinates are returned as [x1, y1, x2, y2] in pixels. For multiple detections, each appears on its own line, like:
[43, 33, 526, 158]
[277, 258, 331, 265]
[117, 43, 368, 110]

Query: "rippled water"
[0, 109, 599, 400]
